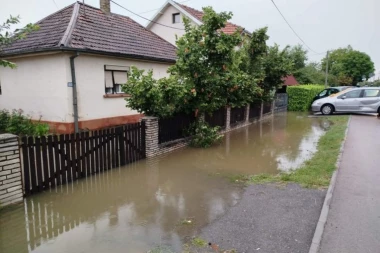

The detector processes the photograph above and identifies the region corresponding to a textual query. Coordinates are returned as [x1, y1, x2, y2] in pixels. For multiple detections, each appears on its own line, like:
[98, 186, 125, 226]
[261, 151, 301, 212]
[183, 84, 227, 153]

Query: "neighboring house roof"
[282, 75, 299, 86]
[0, 2, 177, 63]
[177, 3, 245, 35]
[146, 0, 249, 35]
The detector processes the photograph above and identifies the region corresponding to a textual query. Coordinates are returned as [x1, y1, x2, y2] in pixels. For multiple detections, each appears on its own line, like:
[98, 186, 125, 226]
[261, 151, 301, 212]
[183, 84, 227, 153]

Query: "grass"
[246, 115, 349, 188]
[191, 237, 208, 247]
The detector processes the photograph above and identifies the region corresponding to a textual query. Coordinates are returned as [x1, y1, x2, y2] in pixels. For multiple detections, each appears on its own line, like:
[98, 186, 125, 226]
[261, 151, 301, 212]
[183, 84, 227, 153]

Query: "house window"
[172, 13, 180, 24]
[104, 65, 129, 94]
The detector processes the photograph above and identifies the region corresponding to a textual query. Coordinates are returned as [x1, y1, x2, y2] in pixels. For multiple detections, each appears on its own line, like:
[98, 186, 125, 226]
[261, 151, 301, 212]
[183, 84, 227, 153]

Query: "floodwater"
[0, 112, 330, 253]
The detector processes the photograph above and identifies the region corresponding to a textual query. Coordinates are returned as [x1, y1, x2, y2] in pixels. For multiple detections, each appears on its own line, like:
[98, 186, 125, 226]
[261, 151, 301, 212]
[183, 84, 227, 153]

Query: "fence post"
[0, 134, 23, 207]
[245, 104, 250, 124]
[225, 106, 231, 131]
[272, 99, 276, 115]
[141, 117, 159, 158]
[260, 101, 264, 120]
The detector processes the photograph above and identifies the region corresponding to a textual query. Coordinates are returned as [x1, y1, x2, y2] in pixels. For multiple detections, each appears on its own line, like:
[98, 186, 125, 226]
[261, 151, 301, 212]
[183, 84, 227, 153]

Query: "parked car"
[312, 86, 352, 102]
[312, 87, 380, 115]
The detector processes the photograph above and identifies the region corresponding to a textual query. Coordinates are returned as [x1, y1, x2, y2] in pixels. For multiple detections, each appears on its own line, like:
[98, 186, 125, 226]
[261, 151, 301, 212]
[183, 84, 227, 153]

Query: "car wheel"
[321, 104, 334, 115]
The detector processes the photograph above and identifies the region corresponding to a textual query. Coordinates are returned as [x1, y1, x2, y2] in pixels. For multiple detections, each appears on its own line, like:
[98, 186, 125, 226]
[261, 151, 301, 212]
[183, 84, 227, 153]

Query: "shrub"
[188, 120, 223, 148]
[0, 109, 50, 136]
[287, 85, 325, 111]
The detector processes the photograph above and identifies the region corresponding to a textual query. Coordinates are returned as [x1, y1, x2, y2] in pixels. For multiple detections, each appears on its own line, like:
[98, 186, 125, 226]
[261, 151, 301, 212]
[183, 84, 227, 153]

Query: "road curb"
[308, 116, 352, 253]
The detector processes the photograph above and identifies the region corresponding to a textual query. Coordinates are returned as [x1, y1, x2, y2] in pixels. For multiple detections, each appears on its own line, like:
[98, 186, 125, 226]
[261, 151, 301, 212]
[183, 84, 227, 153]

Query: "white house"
[146, 0, 251, 45]
[0, 0, 177, 133]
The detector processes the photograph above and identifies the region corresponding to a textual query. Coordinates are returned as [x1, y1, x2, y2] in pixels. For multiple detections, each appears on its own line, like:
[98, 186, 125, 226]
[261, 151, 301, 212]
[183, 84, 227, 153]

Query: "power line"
[139, 0, 191, 15]
[268, 0, 322, 54]
[51, 0, 59, 9]
[110, 0, 185, 30]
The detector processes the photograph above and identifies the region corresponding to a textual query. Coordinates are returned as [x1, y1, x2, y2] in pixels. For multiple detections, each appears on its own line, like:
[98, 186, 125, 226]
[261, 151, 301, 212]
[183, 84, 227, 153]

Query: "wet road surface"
[319, 115, 380, 253]
[0, 112, 330, 253]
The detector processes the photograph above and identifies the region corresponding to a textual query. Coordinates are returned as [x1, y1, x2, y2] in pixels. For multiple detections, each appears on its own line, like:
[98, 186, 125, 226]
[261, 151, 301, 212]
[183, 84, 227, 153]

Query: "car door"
[358, 89, 380, 112]
[335, 89, 363, 112]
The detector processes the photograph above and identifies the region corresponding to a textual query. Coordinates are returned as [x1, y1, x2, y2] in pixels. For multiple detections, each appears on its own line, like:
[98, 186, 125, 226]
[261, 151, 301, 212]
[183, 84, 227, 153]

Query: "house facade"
[146, 0, 250, 45]
[0, 0, 176, 133]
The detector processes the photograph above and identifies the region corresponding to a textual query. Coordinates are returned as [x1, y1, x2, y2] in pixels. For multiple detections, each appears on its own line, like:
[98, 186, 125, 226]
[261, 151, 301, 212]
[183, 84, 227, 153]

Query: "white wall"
[74, 54, 172, 121]
[149, 5, 197, 45]
[0, 53, 72, 122]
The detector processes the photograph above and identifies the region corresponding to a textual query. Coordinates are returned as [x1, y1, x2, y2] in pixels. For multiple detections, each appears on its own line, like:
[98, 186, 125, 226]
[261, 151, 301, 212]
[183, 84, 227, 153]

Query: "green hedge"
[288, 85, 325, 111]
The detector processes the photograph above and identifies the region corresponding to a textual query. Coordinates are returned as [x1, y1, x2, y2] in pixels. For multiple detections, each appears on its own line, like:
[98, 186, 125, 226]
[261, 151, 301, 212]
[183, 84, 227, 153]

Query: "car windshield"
[329, 88, 353, 97]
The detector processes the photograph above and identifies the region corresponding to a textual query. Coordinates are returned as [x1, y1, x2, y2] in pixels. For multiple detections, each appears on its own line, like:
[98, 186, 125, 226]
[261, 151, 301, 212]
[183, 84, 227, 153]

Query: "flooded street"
[0, 112, 330, 253]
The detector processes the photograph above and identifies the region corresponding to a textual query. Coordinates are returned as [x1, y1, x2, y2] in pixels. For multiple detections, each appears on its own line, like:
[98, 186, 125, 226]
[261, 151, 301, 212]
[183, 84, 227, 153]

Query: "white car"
[312, 87, 380, 115]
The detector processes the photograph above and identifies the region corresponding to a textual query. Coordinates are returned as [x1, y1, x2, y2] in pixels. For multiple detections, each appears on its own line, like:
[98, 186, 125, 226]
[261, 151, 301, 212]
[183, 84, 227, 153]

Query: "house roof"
[177, 4, 245, 35]
[282, 75, 299, 86]
[1, 2, 177, 63]
[146, 0, 249, 35]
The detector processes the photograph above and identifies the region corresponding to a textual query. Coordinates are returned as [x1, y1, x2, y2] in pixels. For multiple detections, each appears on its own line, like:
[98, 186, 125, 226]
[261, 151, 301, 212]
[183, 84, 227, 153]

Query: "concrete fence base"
[0, 134, 23, 207]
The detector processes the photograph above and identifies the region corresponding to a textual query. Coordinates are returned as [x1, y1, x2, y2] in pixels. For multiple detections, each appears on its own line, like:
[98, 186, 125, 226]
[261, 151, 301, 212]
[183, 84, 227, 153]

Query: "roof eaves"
[0, 47, 177, 64]
[59, 2, 80, 47]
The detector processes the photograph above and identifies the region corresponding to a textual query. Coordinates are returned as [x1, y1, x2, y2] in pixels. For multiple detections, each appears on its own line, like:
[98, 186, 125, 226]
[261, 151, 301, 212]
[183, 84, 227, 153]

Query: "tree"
[262, 44, 293, 94]
[236, 27, 293, 100]
[322, 46, 375, 85]
[285, 44, 308, 71]
[1, 15, 39, 68]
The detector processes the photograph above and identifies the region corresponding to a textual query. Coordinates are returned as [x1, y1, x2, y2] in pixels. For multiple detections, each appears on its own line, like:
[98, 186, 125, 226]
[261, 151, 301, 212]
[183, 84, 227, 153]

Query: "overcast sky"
[1, 0, 379, 78]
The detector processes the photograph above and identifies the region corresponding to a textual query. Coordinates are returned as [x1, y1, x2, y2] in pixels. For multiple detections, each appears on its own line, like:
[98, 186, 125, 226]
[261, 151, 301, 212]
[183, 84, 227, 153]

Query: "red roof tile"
[282, 75, 299, 86]
[1, 2, 177, 63]
[178, 4, 245, 35]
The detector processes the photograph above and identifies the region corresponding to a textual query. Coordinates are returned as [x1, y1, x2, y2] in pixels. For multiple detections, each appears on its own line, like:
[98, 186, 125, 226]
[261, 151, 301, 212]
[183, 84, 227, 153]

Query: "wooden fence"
[230, 106, 246, 126]
[205, 108, 226, 128]
[20, 123, 145, 195]
[249, 102, 261, 120]
[263, 102, 272, 114]
[158, 113, 196, 144]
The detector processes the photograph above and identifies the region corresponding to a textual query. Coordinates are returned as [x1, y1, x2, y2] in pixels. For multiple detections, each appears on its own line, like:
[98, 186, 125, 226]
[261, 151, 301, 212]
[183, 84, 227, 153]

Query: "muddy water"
[0, 112, 329, 253]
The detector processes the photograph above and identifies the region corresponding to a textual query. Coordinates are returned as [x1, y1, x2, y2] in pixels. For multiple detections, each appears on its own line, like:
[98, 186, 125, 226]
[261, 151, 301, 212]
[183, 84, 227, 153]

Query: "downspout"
[70, 53, 79, 133]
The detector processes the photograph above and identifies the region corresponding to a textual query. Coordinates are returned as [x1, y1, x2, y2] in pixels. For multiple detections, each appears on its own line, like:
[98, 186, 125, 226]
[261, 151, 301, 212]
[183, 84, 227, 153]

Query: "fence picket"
[35, 137, 43, 192]
[21, 137, 31, 195]
[47, 136, 56, 188]
[53, 135, 61, 186]
[41, 136, 49, 189]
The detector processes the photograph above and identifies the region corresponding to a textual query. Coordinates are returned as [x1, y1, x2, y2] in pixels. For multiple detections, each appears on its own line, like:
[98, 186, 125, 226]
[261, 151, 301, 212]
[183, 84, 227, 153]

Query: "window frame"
[339, 89, 363, 99]
[104, 65, 129, 95]
[363, 89, 380, 98]
[172, 13, 180, 24]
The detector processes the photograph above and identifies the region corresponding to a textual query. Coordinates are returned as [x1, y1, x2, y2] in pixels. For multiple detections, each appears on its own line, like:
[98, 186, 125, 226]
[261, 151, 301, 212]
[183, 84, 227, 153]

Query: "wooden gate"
[20, 122, 145, 195]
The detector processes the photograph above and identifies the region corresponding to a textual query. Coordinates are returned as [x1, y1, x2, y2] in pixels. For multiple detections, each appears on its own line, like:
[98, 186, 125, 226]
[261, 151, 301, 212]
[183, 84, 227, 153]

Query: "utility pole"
[324, 51, 329, 88]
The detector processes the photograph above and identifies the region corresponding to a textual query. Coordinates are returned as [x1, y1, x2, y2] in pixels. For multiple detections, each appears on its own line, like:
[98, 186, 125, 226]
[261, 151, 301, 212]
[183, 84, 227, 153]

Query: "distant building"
[146, 0, 250, 45]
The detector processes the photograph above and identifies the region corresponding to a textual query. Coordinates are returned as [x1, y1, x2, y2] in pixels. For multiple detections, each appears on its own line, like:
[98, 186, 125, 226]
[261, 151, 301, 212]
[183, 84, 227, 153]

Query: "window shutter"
[114, 71, 128, 85]
[105, 71, 113, 88]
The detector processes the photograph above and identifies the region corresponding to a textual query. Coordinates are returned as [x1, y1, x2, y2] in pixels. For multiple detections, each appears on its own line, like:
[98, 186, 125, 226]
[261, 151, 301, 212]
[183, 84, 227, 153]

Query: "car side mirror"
[341, 96, 346, 99]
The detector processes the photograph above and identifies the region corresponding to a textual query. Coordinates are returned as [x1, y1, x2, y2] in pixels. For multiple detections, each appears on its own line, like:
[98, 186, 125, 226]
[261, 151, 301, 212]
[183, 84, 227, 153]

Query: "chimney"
[100, 0, 110, 15]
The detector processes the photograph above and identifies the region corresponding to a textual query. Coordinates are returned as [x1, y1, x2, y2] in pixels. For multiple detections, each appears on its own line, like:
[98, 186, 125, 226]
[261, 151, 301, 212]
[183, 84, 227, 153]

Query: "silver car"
[312, 87, 380, 115]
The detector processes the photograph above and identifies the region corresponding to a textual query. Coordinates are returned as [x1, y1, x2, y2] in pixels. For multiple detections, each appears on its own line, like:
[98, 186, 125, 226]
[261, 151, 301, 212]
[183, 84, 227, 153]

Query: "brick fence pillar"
[0, 134, 23, 207]
[142, 117, 159, 158]
[260, 101, 264, 120]
[225, 106, 231, 130]
[245, 104, 250, 124]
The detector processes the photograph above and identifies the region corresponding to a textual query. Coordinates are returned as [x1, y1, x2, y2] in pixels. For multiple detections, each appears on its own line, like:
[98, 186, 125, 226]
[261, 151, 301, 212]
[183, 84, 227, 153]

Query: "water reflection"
[0, 112, 328, 253]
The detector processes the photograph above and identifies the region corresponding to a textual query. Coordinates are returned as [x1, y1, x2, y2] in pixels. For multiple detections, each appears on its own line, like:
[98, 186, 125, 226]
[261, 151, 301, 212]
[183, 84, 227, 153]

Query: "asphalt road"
[319, 116, 380, 253]
[200, 184, 326, 253]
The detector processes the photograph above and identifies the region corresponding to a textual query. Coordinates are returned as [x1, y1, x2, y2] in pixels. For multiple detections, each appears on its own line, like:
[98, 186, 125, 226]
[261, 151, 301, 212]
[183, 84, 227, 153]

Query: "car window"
[319, 90, 328, 96]
[330, 89, 339, 95]
[343, 90, 362, 99]
[363, 89, 380, 98]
